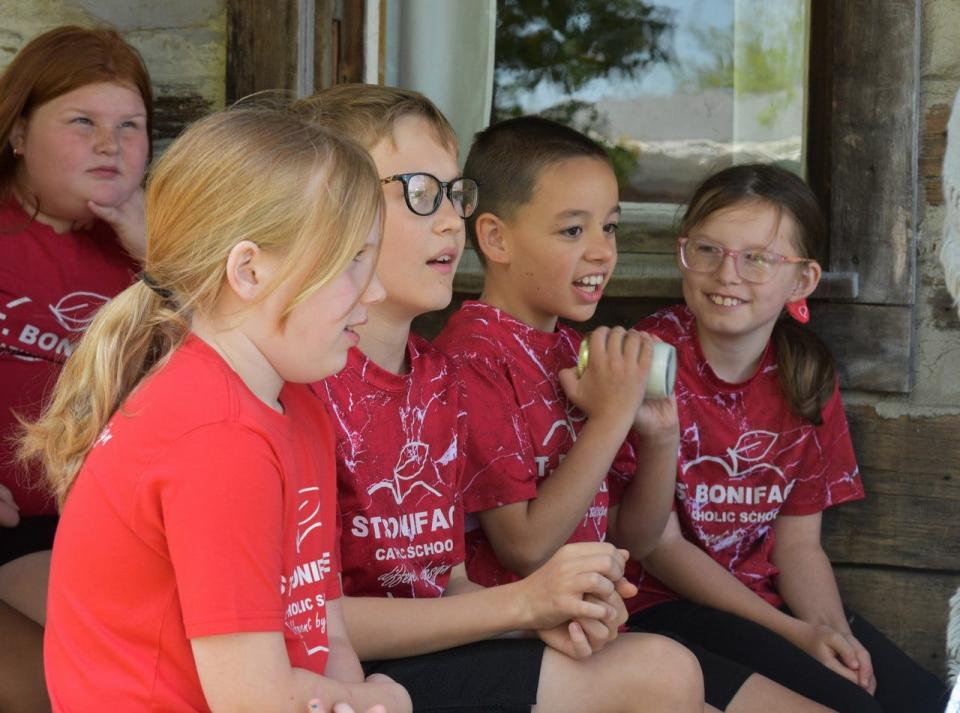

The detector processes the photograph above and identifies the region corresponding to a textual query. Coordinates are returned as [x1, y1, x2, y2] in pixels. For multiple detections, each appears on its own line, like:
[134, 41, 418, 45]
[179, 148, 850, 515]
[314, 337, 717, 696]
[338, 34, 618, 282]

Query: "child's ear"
[224, 240, 269, 302]
[474, 212, 511, 265]
[9, 118, 26, 154]
[790, 259, 822, 301]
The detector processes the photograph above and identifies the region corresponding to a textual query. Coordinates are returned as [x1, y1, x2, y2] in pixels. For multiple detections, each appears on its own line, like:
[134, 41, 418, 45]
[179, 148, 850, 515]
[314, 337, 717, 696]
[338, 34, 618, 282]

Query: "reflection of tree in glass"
[673, 1, 806, 127]
[493, 0, 675, 188]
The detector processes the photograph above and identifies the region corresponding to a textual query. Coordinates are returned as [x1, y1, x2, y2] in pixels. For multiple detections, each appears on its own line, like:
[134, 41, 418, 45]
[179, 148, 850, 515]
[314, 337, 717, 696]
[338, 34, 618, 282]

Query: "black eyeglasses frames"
[380, 172, 479, 218]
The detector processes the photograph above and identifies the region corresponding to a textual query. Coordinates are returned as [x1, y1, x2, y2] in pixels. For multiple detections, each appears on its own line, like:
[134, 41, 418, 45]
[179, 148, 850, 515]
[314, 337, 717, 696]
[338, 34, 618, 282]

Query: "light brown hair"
[680, 163, 834, 424]
[292, 83, 457, 153]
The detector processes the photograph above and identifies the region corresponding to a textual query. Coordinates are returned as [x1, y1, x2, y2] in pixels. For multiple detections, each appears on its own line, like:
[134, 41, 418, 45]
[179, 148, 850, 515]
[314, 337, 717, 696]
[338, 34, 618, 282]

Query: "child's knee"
[652, 635, 703, 689]
[621, 634, 703, 703]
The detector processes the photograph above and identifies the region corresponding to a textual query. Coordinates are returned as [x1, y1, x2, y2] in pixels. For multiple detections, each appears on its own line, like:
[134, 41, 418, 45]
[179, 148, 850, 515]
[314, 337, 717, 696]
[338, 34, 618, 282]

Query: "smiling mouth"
[573, 274, 604, 293]
[708, 294, 744, 307]
[428, 255, 453, 265]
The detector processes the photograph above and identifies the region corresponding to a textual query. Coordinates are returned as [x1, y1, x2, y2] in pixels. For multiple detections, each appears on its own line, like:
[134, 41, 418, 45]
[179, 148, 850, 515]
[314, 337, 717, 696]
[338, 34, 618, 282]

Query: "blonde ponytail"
[17, 283, 187, 506]
[16, 106, 383, 507]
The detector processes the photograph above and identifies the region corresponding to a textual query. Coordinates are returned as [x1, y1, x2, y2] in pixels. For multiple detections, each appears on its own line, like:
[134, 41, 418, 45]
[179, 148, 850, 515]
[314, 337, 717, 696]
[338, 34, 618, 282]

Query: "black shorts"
[627, 617, 752, 710]
[0, 515, 57, 565]
[362, 638, 546, 713]
[629, 601, 946, 712]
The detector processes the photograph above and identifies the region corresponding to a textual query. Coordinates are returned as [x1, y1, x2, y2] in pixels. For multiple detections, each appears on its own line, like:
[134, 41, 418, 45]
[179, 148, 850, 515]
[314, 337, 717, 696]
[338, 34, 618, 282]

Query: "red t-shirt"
[313, 335, 466, 598]
[0, 198, 136, 516]
[625, 304, 864, 612]
[434, 301, 635, 587]
[45, 336, 340, 712]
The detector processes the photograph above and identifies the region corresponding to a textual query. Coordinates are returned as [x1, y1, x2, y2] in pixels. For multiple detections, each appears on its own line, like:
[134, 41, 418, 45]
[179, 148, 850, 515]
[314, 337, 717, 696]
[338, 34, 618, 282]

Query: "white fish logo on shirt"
[49, 291, 110, 332]
[368, 441, 442, 505]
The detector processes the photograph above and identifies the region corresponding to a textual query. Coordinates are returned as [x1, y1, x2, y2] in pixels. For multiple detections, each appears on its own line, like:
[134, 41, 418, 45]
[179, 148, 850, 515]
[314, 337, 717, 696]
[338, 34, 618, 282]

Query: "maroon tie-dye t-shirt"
[625, 304, 864, 612]
[435, 301, 635, 588]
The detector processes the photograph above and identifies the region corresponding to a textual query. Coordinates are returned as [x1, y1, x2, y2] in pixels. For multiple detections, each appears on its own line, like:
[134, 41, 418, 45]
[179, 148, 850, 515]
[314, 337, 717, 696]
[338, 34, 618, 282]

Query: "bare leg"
[0, 550, 51, 624]
[534, 632, 704, 713]
[0, 599, 50, 713]
[725, 674, 836, 713]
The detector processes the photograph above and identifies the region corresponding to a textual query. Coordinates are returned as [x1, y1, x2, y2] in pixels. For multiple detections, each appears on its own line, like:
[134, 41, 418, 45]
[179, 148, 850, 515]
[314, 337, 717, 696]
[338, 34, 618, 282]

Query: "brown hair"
[291, 83, 457, 154]
[0, 25, 154, 201]
[680, 163, 834, 424]
[18, 107, 383, 506]
[462, 115, 611, 264]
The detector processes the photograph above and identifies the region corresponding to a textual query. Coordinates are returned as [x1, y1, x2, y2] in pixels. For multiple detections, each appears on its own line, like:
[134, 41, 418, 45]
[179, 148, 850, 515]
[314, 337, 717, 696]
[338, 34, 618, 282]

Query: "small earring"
[11, 146, 20, 157]
[786, 298, 810, 324]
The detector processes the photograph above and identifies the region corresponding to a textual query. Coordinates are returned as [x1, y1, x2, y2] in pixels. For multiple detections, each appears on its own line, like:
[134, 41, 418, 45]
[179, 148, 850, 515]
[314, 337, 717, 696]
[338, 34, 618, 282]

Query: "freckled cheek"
[47, 142, 89, 171]
[29, 150, 80, 186]
[122, 136, 149, 157]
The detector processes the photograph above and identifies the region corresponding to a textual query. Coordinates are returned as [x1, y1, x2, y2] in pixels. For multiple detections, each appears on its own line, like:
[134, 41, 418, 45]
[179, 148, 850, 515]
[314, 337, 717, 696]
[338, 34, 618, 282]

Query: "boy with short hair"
[294, 87, 704, 713]
[433, 116, 680, 588]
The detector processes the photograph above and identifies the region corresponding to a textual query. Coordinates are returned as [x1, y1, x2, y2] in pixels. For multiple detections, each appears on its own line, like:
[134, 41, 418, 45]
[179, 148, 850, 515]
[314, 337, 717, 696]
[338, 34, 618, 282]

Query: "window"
[492, 0, 810, 204]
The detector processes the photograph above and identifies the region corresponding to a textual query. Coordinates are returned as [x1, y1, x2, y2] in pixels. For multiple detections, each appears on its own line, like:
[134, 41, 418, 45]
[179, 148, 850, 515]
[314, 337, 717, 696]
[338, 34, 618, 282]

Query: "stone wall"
[0, 0, 226, 148]
[912, 0, 960, 406]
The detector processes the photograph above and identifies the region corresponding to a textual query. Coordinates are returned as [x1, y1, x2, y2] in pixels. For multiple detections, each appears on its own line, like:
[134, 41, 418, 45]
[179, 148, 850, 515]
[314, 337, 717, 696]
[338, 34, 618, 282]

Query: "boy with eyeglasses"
[293, 86, 706, 713]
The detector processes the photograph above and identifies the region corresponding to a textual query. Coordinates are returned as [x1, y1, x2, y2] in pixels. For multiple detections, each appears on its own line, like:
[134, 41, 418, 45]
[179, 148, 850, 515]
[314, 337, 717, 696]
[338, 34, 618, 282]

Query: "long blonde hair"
[18, 107, 383, 506]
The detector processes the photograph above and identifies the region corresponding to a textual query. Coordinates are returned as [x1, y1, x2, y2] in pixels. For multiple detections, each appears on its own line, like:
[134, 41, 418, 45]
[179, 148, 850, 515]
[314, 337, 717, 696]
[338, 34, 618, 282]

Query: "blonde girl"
[19, 107, 409, 712]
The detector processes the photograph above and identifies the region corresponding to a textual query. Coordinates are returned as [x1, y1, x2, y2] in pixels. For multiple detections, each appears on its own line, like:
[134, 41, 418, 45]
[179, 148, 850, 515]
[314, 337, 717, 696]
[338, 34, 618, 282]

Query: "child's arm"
[339, 542, 629, 660]
[772, 512, 876, 693]
[643, 512, 865, 686]
[190, 632, 410, 713]
[324, 597, 371, 682]
[0, 484, 19, 527]
[479, 328, 653, 575]
[607, 396, 679, 560]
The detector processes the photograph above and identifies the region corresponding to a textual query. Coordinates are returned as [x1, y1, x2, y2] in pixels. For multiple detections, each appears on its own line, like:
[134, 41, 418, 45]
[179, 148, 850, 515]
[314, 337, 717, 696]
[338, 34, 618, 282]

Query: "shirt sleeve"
[455, 357, 539, 513]
[780, 384, 865, 516]
[329, 500, 344, 600]
[145, 423, 288, 639]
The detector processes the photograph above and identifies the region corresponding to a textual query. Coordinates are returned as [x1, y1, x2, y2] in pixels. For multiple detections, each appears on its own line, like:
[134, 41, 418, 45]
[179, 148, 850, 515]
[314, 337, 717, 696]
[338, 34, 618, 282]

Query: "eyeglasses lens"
[683, 239, 777, 284]
[406, 173, 441, 215]
[452, 179, 479, 218]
